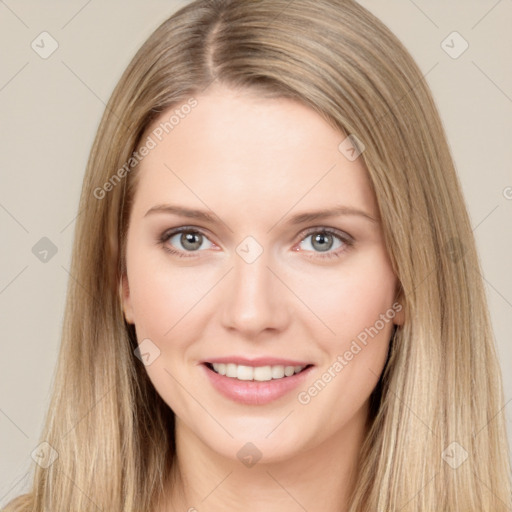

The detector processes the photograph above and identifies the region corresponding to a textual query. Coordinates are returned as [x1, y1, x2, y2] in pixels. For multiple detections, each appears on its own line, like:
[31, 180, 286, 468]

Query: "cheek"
[293, 250, 398, 423]
[125, 248, 210, 413]
[126, 245, 214, 342]
[294, 249, 397, 396]
[293, 248, 398, 343]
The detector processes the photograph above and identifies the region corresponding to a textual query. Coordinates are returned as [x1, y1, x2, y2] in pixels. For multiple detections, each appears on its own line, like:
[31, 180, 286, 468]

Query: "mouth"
[204, 362, 314, 382]
[202, 361, 315, 405]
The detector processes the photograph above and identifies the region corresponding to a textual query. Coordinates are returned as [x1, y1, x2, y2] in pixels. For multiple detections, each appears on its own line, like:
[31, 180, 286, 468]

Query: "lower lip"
[201, 364, 314, 405]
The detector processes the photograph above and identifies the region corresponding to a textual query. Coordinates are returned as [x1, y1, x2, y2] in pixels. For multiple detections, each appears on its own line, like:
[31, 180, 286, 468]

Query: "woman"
[5, 0, 511, 510]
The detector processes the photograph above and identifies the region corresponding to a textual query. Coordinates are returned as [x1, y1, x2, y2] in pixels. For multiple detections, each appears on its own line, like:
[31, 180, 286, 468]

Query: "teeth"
[211, 363, 306, 381]
[271, 365, 285, 379]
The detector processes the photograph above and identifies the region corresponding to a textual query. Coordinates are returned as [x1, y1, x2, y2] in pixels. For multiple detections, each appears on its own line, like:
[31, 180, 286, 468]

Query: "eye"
[296, 228, 354, 260]
[158, 226, 354, 260]
[159, 227, 214, 258]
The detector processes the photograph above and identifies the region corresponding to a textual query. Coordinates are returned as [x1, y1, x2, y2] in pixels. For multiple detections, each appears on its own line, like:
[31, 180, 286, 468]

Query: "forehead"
[132, 86, 376, 221]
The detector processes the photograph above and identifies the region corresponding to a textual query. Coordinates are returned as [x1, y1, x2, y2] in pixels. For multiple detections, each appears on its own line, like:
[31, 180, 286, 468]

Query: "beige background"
[1, 0, 511, 502]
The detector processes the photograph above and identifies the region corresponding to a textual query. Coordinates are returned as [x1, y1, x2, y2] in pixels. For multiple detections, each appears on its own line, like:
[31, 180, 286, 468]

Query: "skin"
[121, 84, 404, 512]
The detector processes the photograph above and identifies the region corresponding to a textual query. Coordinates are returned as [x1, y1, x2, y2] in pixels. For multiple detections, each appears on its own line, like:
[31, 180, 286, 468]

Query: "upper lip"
[203, 356, 313, 367]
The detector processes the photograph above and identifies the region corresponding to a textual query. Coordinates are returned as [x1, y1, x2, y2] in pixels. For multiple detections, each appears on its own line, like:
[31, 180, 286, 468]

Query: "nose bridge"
[220, 242, 289, 335]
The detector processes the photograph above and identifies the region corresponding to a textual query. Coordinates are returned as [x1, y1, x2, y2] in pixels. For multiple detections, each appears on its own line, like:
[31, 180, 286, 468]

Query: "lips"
[201, 357, 315, 405]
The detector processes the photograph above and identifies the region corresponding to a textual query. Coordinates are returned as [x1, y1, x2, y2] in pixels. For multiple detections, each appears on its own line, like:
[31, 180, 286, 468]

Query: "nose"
[220, 249, 291, 338]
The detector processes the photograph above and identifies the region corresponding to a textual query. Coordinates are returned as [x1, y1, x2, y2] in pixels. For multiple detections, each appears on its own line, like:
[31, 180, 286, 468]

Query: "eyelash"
[158, 226, 354, 260]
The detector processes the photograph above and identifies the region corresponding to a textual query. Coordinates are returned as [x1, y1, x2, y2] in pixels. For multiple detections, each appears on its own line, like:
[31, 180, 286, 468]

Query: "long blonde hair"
[5, 0, 511, 510]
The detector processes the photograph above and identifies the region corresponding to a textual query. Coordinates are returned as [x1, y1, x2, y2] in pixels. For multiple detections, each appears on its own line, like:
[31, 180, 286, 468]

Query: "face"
[121, 85, 404, 463]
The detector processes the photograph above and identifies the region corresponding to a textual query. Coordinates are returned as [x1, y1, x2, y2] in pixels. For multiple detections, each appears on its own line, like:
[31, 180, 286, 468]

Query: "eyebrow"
[144, 204, 378, 224]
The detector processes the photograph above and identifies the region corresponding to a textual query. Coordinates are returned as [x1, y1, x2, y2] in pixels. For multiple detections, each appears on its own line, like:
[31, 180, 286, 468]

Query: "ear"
[119, 273, 135, 324]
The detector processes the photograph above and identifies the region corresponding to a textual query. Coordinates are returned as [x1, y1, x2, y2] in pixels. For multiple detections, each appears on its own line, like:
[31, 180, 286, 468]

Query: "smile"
[208, 362, 309, 381]
[202, 361, 314, 405]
